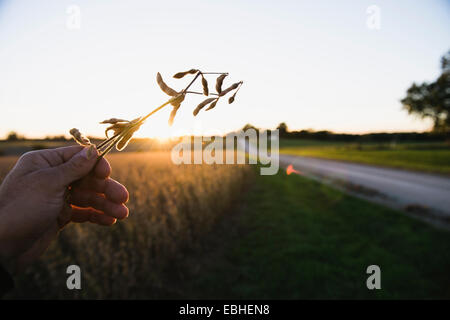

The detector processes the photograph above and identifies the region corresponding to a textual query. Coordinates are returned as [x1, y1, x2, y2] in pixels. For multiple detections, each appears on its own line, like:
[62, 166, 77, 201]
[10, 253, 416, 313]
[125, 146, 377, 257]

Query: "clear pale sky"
[0, 0, 449, 138]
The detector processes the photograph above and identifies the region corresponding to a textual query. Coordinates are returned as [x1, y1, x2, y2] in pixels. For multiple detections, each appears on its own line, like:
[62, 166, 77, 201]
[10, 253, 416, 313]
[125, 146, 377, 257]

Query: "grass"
[174, 168, 450, 299]
[280, 140, 450, 174]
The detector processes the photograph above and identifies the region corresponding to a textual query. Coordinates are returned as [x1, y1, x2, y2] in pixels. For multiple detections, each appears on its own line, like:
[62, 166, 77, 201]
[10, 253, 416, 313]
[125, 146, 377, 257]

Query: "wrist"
[0, 201, 20, 275]
[0, 253, 18, 277]
[0, 256, 15, 296]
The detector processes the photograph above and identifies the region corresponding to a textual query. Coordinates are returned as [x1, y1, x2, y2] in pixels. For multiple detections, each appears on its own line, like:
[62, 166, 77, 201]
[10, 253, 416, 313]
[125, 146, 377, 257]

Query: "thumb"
[55, 145, 98, 187]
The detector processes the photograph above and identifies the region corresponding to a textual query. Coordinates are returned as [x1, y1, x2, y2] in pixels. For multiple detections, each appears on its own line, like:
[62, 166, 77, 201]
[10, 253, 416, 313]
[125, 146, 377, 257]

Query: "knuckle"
[19, 150, 38, 163]
[69, 157, 87, 171]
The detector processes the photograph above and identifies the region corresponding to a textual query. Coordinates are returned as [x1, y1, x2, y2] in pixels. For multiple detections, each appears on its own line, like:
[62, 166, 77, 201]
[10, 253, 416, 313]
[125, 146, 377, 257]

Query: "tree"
[241, 123, 259, 133]
[401, 50, 450, 132]
[6, 131, 20, 141]
[276, 122, 289, 137]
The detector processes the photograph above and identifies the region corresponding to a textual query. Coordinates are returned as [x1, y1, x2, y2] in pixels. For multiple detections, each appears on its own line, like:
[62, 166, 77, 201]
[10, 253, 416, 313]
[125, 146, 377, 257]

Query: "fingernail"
[84, 145, 98, 160]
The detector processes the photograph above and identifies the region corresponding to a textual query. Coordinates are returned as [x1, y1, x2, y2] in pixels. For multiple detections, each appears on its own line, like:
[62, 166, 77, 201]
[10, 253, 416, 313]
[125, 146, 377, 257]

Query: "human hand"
[0, 145, 129, 272]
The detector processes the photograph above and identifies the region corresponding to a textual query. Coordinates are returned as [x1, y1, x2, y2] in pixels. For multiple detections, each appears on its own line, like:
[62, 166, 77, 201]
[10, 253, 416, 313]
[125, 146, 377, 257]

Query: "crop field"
[280, 140, 450, 174]
[2, 152, 253, 299]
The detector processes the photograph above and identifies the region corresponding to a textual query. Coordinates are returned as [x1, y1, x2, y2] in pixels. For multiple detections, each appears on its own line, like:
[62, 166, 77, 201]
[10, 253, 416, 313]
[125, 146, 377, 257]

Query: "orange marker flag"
[286, 164, 300, 175]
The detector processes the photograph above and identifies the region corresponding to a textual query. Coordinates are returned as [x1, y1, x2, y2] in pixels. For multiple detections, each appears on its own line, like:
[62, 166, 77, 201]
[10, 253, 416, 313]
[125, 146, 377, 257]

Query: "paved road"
[279, 154, 450, 217]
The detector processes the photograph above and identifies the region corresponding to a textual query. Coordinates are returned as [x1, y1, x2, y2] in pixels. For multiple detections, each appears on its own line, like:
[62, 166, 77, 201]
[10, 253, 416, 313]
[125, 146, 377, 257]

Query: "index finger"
[51, 146, 111, 179]
[93, 157, 111, 179]
[70, 156, 111, 190]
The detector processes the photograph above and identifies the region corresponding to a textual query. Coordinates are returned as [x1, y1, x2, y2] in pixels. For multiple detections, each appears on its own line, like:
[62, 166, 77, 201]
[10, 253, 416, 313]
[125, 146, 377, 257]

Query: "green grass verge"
[280, 140, 450, 174]
[182, 169, 450, 299]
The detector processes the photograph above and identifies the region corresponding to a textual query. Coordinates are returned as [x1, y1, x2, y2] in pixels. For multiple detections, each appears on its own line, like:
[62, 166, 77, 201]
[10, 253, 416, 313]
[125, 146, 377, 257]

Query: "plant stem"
[97, 99, 173, 158]
[95, 70, 231, 159]
[99, 140, 117, 158]
[201, 72, 228, 75]
[97, 132, 120, 150]
[139, 99, 172, 123]
[181, 72, 201, 94]
[186, 91, 219, 96]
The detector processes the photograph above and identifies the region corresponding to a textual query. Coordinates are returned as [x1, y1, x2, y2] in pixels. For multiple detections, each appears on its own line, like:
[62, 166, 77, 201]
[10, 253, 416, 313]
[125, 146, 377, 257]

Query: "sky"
[0, 0, 449, 139]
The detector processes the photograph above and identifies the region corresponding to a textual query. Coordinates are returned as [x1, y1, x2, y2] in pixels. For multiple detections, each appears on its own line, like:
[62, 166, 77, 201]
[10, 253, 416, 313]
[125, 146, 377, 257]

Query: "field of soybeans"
[0, 152, 253, 299]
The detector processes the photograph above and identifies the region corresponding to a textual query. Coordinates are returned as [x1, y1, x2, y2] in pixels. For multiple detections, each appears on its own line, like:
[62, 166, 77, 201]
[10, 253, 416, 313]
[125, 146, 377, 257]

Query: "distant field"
[0, 140, 70, 156]
[4, 139, 449, 175]
[0, 138, 177, 156]
[280, 140, 450, 174]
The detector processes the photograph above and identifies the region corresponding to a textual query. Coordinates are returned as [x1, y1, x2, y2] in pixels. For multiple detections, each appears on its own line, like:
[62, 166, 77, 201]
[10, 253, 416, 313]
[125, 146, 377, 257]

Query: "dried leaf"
[130, 117, 142, 124]
[70, 128, 91, 146]
[205, 99, 218, 111]
[215, 74, 227, 94]
[105, 123, 128, 138]
[193, 98, 216, 116]
[99, 118, 129, 124]
[116, 134, 132, 151]
[218, 82, 240, 96]
[201, 75, 209, 96]
[173, 69, 198, 79]
[168, 106, 180, 126]
[170, 94, 185, 108]
[167, 95, 186, 126]
[156, 72, 178, 96]
[116, 123, 141, 151]
[228, 82, 242, 103]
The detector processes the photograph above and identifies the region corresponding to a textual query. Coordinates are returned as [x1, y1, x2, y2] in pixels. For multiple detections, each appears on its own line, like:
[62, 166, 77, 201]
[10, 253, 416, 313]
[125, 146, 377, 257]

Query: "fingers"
[92, 157, 111, 179]
[53, 147, 129, 226]
[73, 177, 129, 204]
[104, 178, 129, 204]
[70, 206, 117, 226]
[69, 189, 129, 219]
[50, 146, 109, 183]
[71, 156, 113, 192]
[53, 146, 86, 163]
[55, 145, 99, 187]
